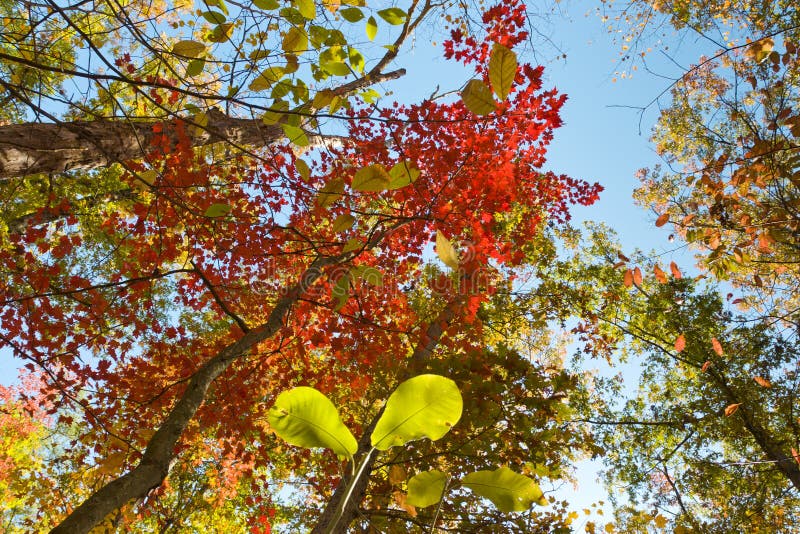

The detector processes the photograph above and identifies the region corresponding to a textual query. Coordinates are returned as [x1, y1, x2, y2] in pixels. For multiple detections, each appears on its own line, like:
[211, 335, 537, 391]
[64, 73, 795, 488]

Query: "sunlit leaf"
[406, 470, 447, 508]
[269, 387, 357, 459]
[172, 40, 206, 58]
[461, 79, 496, 116]
[461, 467, 544, 512]
[371, 374, 462, 450]
[488, 43, 517, 100]
[436, 231, 459, 270]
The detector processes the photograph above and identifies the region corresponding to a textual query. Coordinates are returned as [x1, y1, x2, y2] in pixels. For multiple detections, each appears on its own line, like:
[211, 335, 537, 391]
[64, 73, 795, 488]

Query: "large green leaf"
[461, 467, 545, 512]
[269, 387, 357, 459]
[371, 375, 462, 450]
[406, 470, 448, 508]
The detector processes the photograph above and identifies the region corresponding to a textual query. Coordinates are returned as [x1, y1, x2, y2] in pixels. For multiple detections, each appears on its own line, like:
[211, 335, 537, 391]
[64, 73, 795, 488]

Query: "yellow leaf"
[461, 79, 496, 116]
[488, 43, 517, 100]
[436, 231, 459, 270]
[653, 514, 668, 528]
[352, 164, 390, 192]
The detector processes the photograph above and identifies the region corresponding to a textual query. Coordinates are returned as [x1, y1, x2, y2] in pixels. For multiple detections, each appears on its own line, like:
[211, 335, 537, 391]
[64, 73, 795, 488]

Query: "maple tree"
[0, 0, 603, 532]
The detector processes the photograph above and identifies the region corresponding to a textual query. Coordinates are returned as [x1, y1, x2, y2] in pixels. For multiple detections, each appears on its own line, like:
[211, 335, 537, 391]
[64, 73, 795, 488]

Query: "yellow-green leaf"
[371, 374, 462, 450]
[488, 43, 517, 100]
[365, 16, 378, 41]
[461, 467, 544, 512]
[407, 470, 448, 508]
[461, 79, 496, 116]
[269, 387, 357, 459]
[282, 124, 309, 146]
[282, 26, 308, 54]
[172, 40, 206, 59]
[295, 0, 316, 19]
[352, 164, 391, 192]
[388, 161, 421, 189]
[316, 178, 344, 208]
[204, 203, 231, 218]
[332, 213, 355, 232]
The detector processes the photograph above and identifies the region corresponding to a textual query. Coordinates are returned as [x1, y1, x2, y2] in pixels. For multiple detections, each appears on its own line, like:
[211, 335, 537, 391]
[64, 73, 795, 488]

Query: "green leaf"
[282, 26, 308, 54]
[204, 0, 228, 15]
[352, 164, 390, 192]
[185, 58, 205, 77]
[332, 213, 355, 232]
[371, 374, 462, 450]
[295, 0, 315, 19]
[269, 387, 357, 459]
[249, 67, 286, 91]
[365, 16, 378, 41]
[207, 22, 234, 43]
[488, 43, 517, 100]
[172, 40, 206, 59]
[350, 265, 382, 287]
[436, 231, 459, 270]
[461, 79, 496, 116]
[262, 100, 289, 125]
[388, 161, 421, 189]
[407, 470, 448, 508]
[348, 47, 365, 73]
[342, 238, 361, 253]
[316, 178, 344, 208]
[321, 60, 350, 76]
[377, 7, 406, 25]
[201, 10, 227, 24]
[461, 467, 544, 512]
[282, 124, 309, 147]
[339, 7, 363, 22]
[252, 0, 279, 9]
[204, 203, 231, 218]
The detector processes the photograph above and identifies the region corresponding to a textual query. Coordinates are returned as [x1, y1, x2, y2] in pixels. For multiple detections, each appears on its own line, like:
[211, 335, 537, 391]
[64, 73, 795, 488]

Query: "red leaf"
[674, 334, 686, 353]
[655, 213, 669, 227]
[711, 337, 723, 356]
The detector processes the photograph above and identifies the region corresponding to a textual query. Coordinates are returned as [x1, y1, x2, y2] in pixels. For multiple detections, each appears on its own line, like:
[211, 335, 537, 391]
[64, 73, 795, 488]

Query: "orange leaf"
[655, 213, 669, 227]
[617, 252, 630, 262]
[623, 269, 633, 287]
[654, 264, 667, 283]
[724, 403, 741, 417]
[701, 360, 711, 372]
[612, 261, 626, 269]
[674, 334, 686, 353]
[669, 261, 682, 279]
[711, 337, 723, 356]
[753, 376, 772, 388]
[633, 266, 643, 286]
[792, 447, 800, 465]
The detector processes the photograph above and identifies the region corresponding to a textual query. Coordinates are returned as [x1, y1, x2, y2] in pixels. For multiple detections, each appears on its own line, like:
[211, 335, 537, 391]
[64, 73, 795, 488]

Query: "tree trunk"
[0, 109, 283, 180]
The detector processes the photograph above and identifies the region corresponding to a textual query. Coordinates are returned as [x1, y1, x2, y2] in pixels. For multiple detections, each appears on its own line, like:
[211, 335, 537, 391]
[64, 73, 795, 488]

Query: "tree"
[0, 0, 602, 531]
[539, 224, 800, 531]
[597, 0, 800, 319]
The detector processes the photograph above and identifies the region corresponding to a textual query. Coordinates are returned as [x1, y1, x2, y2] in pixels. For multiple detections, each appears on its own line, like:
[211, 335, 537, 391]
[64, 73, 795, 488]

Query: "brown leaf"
[669, 261, 682, 279]
[701, 360, 711, 372]
[792, 447, 800, 465]
[623, 269, 633, 288]
[753, 376, 772, 388]
[711, 337, 724, 356]
[654, 264, 667, 284]
[612, 261, 626, 269]
[674, 334, 686, 353]
[389, 464, 406, 485]
[617, 251, 630, 262]
[724, 403, 741, 417]
[633, 266, 643, 286]
[655, 213, 669, 227]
